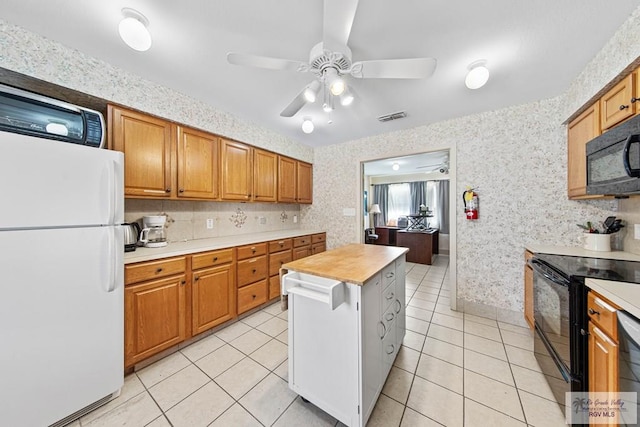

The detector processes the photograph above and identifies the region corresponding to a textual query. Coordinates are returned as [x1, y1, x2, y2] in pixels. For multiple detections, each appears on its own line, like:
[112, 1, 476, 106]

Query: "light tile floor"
[71, 256, 568, 427]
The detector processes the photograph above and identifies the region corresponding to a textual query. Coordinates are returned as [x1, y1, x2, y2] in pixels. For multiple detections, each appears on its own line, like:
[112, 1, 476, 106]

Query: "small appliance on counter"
[123, 222, 141, 252]
[139, 215, 167, 248]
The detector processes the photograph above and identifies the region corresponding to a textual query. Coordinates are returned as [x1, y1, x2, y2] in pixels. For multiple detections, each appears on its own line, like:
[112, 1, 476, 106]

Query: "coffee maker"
[139, 215, 168, 248]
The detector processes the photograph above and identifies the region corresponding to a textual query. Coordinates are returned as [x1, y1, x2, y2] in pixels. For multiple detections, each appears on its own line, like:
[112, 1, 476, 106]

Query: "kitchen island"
[281, 244, 408, 427]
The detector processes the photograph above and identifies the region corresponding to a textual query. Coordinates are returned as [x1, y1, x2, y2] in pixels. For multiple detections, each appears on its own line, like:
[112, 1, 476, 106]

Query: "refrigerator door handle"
[106, 229, 117, 293]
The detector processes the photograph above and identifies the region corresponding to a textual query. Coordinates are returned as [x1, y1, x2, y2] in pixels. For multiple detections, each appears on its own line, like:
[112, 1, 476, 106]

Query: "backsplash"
[125, 200, 301, 243]
[618, 197, 640, 255]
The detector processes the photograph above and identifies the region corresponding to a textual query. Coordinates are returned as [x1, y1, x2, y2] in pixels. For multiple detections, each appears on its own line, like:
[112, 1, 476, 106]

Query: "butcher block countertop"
[281, 243, 408, 285]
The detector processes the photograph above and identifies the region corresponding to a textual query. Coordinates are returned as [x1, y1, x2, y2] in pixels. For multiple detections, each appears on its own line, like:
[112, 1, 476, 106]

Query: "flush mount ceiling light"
[392, 162, 400, 171]
[465, 60, 489, 89]
[118, 8, 152, 52]
[301, 117, 314, 134]
[303, 80, 321, 103]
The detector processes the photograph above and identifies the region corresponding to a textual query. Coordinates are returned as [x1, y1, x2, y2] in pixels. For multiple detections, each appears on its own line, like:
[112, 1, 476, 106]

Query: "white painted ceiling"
[2, 1, 638, 148]
[364, 151, 449, 176]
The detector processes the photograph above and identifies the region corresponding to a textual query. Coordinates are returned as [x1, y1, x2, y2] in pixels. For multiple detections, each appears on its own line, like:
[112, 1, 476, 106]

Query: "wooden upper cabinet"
[600, 73, 635, 130]
[567, 102, 600, 199]
[220, 139, 253, 200]
[253, 149, 277, 202]
[297, 161, 313, 204]
[177, 127, 219, 200]
[278, 156, 297, 203]
[108, 105, 174, 198]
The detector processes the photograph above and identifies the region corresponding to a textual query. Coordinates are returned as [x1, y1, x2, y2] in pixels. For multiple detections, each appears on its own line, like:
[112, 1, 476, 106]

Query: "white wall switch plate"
[634, 224, 640, 239]
[343, 208, 356, 217]
[206, 218, 214, 229]
[293, 215, 298, 223]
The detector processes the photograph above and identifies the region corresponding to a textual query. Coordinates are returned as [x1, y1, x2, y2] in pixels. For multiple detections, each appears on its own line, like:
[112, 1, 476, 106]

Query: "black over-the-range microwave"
[587, 114, 640, 196]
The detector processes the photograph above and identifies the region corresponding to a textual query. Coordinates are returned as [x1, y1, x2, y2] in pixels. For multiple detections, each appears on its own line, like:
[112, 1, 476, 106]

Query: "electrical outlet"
[206, 218, 214, 229]
[634, 224, 640, 239]
[293, 215, 298, 223]
[259, 216, 266, 225]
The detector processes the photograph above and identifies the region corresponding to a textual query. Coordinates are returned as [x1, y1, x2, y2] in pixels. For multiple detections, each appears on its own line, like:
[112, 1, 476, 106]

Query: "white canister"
[582, 233, 611, 252]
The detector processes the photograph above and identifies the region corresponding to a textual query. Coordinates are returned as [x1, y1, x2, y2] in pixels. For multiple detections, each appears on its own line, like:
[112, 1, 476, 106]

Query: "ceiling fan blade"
[227, 52, 308, 72]
[350, 58, 437, 79]
[280, 86, 309, 117]
[323, 0, 359, 50]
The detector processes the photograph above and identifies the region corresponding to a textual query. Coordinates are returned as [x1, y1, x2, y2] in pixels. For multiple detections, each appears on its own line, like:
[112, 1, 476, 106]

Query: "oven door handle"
[528, 259, 570, 287]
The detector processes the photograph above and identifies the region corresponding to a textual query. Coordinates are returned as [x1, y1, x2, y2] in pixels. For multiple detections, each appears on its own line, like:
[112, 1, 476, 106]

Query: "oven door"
[530, 258, 583, 407]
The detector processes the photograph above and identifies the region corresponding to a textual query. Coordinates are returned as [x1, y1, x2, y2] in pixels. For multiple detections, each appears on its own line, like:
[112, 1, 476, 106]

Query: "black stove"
[534, 253, 640, 283]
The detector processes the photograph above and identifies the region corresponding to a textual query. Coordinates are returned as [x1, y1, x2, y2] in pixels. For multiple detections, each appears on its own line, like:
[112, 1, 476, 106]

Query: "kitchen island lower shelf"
[280, 244, 408, 427]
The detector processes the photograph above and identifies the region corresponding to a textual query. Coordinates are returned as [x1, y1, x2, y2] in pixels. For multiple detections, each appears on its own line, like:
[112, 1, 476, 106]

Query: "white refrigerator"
[0, 131, 125, 426]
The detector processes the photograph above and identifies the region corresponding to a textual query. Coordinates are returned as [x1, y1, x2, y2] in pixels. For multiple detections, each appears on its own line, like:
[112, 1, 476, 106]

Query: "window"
[387, 183, 411, 223]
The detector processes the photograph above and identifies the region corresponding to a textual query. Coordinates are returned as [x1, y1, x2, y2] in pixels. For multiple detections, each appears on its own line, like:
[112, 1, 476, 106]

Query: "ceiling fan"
[226, 0, 437, 118]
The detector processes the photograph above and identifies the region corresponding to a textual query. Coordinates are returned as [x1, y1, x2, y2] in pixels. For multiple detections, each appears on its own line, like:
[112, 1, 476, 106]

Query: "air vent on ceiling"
[377, 111, 407, 122]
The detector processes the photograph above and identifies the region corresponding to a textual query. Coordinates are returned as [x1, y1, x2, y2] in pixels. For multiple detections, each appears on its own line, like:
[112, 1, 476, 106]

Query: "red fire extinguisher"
[463, 187, 479, 220]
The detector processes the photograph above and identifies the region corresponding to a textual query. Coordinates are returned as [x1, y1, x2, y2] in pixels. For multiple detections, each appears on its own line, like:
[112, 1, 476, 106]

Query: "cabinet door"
[192, 264, 235, 335]
[253, 149, 277, 202]
[220, 139, 252, 200]
[297, 161, 313, 204]
[601, 74, 635, 130]
[278, 156, 297, 203]
[177, 127, 219, 199]
[108, 105, 173, 198]
[360, 274, 383, 421]
[589, 323, 618, 411]
[125, 275, 187, 367]
[567, 102, 601, 199]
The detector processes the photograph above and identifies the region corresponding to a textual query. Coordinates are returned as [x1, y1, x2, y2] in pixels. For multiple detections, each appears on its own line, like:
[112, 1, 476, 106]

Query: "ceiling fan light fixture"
[340, 88, 354, 106]
[465, 60, 489, 89]
[301, 117, 314, 134]
[324, 68, 345, 96]
[303, 80, 321, 103]
[118, 8, 152, 51]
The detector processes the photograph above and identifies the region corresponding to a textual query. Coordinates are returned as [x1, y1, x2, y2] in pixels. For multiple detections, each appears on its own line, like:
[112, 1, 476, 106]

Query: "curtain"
[372, 184, 388, 227]
[436, 180, 450, 233]
[387, 183, 411, 222]
[409, 181, 427, 214]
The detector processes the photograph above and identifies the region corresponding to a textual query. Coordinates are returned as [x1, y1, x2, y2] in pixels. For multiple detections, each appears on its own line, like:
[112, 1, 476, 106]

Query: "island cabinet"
[567, 102, 601, 199]
[191, 248, 235, 335]
[281, 244, 408, 427]
[124, 256, 187, 368]
[588, 290, 620, 402]
[236, 242, 268, 314]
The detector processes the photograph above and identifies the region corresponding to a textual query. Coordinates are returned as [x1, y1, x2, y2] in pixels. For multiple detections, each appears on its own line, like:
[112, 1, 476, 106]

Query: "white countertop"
[124, 229, 325, 264]
[586, 278, 640, 320]
[526, 244, 640, 262]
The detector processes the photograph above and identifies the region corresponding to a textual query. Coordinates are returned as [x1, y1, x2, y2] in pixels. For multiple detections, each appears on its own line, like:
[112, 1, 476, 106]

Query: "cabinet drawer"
[382, 263, 396, 288]
[238, 279, 268, 314]
[311, 233, 326, 244]
[293, 235, 312, 247]
[269, 275, 281, 300]
[382, 282, 396, 312]
[192, 248, 234, 270]
[588, 291, 619, 339]
[237, 242, 267, 260]
[125, 257, 186, 285]
[268, 238, 292, 252]
[311, 242, 326, 255]
[237, 255, 268, 287]
[269, 250, 292, 276]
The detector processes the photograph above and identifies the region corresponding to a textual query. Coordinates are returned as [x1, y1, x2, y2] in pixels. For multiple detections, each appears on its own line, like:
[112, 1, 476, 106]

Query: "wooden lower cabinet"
[192, 263, 235, 335]
[524, 250, 534, 329]
[589, 322, 618, 393]
[125, 274, 187, 367]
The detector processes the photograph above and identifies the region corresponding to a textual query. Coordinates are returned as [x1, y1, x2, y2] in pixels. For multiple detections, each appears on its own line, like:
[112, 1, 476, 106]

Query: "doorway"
[360, 148, 457, 310]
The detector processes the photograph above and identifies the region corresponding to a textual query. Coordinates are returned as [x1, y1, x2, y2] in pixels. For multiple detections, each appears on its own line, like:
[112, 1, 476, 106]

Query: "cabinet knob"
[588, 308, 600, 316]
[213, 257, 218, 262]
[194, 276, 199, 281]
[155, 268, 163, 273]
[580, 328, 590, 336]
[619, 104, 630, 110]
[165, 188, 171, 193]
[180, 280, 186, 286]
[252, 294, 257, 299]
[632, 97, 640, 104]
[179, 188, 184, 193]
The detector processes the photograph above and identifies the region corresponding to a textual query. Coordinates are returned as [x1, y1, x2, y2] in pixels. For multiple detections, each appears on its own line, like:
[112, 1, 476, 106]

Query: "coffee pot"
[140, 215, 168, 248]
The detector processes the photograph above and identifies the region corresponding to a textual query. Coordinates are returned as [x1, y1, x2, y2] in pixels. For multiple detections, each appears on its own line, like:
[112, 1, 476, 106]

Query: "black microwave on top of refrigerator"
[586, 113, 640, 196]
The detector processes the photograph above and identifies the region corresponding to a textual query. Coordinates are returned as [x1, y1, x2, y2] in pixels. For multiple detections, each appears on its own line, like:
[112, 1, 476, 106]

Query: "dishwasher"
[618, 310, 640, 426]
